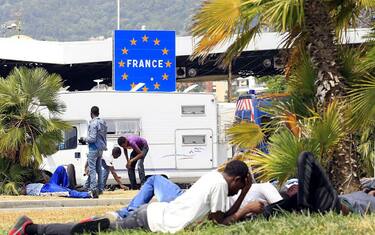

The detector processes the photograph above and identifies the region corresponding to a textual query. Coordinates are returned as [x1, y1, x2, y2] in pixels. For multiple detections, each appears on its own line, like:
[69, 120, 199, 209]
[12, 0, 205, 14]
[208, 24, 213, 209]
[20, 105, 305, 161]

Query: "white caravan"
[41, 91, 236, 185]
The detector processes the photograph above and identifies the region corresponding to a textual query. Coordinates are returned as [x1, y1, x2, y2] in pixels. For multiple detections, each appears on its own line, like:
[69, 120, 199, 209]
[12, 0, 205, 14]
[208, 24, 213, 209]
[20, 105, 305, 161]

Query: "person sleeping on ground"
[23, 164, 97, 199]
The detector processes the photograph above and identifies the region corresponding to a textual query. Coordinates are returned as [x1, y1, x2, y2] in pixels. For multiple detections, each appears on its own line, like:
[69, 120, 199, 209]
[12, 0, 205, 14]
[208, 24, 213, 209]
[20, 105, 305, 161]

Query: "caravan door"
[175, 129, 213, 169]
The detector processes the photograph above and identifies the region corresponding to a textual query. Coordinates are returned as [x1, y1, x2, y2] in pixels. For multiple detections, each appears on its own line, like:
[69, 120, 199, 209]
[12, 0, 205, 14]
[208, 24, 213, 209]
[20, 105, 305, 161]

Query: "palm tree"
[0, 67, 71, 167]
[235, 100, 352, 185]
[302, 0, 358, 193]
[191, 0, 374, 192]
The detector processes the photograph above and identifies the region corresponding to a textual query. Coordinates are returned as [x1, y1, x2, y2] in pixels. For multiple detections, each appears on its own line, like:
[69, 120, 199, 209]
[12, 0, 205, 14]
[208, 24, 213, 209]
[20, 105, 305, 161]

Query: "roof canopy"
[0, 28, 370, 65]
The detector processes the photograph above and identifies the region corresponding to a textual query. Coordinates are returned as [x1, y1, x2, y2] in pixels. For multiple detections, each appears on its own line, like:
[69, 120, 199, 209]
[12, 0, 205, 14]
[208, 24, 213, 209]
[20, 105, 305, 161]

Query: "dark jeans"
[111, 204, 150, 231]
[34, 223, 76, 235]
[101, 159, 110, 191]
[263, 151, 341, 218]
[128, 146, 148, 189]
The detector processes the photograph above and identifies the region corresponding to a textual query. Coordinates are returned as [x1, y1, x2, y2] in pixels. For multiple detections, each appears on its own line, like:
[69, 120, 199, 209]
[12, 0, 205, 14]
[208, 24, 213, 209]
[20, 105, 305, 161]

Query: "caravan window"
[181, 105, 205, 115]
[182, 135, 206, 145]
[58, 127, 77, 150]
[105, 119, 140, 136]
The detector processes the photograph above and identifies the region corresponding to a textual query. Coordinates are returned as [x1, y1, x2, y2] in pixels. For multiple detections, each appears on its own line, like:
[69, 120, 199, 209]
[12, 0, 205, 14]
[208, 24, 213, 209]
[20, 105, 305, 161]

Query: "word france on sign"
[113, 30, 176, 92]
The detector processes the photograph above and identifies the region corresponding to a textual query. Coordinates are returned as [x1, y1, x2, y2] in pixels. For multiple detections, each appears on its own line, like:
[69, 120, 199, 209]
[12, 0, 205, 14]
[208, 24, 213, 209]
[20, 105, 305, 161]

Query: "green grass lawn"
[100, 212, 375, 235]
[1, 210, 374, 235]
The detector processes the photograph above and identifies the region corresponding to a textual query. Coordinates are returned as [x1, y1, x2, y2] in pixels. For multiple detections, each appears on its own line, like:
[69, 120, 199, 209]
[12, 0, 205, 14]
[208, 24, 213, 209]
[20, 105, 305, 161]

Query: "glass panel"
[181, 105, 205, 115]
[58, 127, 77, 150]
[182, 135, 206, 145]
[106, 120, 116, 134]
[116, 120, 140, 135]
[105, 119, 140, 136]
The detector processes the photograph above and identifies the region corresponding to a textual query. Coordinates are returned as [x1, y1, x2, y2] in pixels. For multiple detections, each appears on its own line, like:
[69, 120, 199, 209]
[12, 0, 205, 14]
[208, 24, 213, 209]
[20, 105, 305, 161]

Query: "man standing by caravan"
[80, 106, 107, 194]
[117, 135, 148, 189]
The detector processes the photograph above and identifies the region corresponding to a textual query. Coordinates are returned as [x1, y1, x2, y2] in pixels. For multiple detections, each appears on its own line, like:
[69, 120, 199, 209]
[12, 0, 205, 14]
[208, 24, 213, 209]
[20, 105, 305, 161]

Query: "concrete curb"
[0, 198, 132, 209]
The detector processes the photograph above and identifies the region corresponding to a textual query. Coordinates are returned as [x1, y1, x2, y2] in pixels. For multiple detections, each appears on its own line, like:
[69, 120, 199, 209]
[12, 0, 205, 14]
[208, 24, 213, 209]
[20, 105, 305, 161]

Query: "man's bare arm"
[209, 200, 264, 225]
[124, 148, 129, 162]
[130, 146, 144, 162]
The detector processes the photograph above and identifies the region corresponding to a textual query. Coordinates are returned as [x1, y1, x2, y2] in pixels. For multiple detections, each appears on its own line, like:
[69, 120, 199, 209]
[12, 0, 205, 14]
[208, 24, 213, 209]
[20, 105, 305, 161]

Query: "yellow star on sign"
[162, 73, 169, 80]
[118, 60, 125, 67]
[122, 47, 128, 54]
[165, 60, 172, 68]
[153, 38, 160, 46]
[130, 82, 136, 89]
[122, 73, 128, 80]
[154, 82, 160, 90]
[142, 35, 149, 42]
[142, 86, 148, 92]
[130, 38, 137, 45]
[162, 48, 169, 55]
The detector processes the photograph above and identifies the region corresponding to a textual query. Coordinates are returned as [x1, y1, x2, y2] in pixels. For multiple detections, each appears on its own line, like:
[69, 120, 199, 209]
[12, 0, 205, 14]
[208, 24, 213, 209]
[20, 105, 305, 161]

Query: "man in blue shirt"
[79, 106, 107, 194]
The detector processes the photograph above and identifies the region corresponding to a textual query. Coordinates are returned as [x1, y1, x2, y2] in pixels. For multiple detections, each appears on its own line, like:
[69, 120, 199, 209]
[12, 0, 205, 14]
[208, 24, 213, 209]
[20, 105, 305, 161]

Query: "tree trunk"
[227, 63, 233, 102]
[304, 0, 360, 193]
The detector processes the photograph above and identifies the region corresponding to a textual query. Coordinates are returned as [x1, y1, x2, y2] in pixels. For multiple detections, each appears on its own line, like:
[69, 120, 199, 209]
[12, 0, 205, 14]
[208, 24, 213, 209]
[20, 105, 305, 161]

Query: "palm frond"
[357, 126, 375, 177]
[357, 0, 375, 7]
[0, 128, 25, 154]
[249, 128, 318, 184]
[226, 122, 264, 149]
[0, 182, 19, 195]
[287, 51, 316, 103]
[259, 98, 308, 135]
[191, 0, 243, 57]
[307, 100, 349, 162]
[219, 22, 262, 66]
[338, 46, 364, 84]
[262, 0, 304, 32]
[7, 67, 66, 114]
[359, 45, 375, 73]
[249, 100, 350, 183]
[349, 75, 375, 130]
[331, 1, 359, 36]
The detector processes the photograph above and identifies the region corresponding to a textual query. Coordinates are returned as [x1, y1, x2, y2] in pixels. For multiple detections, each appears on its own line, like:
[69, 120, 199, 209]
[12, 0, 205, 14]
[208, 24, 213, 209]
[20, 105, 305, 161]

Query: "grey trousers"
[36, 223, 75, 235]
[110, 204, 150, 231]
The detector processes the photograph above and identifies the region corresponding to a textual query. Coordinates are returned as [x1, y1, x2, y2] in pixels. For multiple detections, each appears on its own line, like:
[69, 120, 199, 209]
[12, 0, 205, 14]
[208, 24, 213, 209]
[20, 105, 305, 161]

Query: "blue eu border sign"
[113, 30, 176, 92]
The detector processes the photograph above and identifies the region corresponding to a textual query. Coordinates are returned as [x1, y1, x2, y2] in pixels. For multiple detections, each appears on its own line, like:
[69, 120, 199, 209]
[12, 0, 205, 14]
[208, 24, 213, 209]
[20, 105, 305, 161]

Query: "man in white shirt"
[229, 182, 283, 210]
[100, 146, 128, 191]
[11, 160, 257, 234]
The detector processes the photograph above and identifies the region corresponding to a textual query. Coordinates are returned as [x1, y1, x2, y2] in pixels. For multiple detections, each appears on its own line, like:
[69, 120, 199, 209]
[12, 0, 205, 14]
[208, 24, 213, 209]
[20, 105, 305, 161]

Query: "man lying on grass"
[263, 151, 375, 217]
[106, 174, 282, 219]
[10, 160, 266, 234]
[23, 164, 97, 199]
